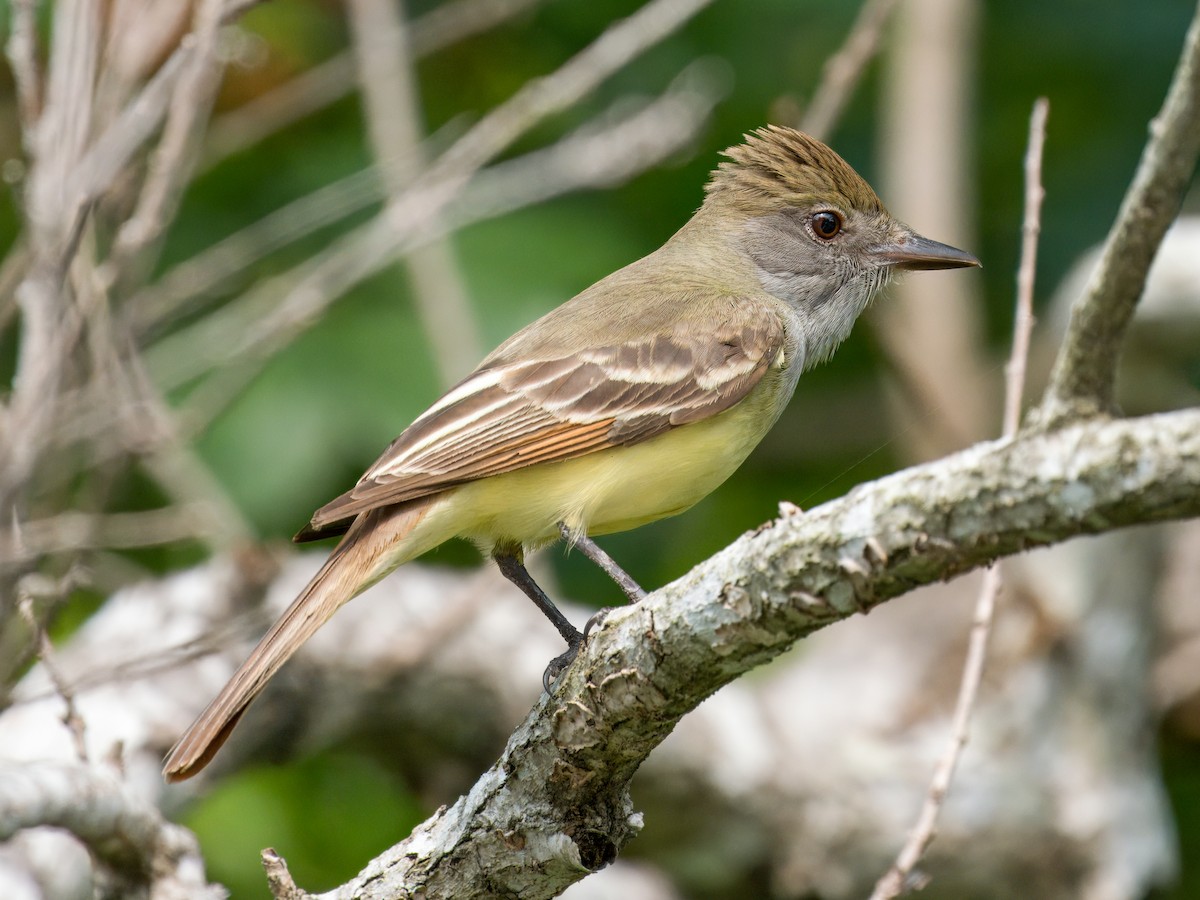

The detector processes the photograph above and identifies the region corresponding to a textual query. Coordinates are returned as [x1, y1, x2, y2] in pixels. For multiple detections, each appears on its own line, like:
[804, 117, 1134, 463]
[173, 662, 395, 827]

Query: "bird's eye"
[811, 211, 843, 240]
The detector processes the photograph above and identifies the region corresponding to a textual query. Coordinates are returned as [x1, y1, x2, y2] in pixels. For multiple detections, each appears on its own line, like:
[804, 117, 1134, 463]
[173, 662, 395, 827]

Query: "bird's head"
[702, 126, 979, 364]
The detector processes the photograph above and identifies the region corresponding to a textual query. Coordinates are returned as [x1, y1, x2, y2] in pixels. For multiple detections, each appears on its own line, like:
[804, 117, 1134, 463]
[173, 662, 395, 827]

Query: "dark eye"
[811, 211, 842, 240]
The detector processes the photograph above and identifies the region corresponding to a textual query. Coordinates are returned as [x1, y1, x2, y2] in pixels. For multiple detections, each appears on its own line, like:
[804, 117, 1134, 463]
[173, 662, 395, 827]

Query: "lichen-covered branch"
[311, 407, 1200, 899]
[0, 762, 223, 898]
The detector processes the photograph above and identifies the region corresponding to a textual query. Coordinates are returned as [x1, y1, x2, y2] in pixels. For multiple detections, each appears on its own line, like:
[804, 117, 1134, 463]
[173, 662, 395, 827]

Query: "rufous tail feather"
[162, 499, 435, 782]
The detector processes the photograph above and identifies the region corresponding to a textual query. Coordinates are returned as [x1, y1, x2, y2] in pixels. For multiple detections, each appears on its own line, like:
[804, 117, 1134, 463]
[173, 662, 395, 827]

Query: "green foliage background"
[5, 0, 1200, 895]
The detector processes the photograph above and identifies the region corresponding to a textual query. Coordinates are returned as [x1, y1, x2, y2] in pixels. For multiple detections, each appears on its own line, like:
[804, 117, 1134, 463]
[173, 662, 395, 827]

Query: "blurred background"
[1, 0, 1199, 897]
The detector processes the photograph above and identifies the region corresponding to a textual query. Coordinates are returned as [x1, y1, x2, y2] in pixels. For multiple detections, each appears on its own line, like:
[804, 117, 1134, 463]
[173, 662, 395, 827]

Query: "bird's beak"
[876, 229, 981, 271]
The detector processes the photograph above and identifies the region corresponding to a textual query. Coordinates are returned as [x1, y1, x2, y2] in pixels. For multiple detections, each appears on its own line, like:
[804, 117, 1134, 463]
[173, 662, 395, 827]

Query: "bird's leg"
[492, 548, 583, 690]
[557, 522, 646, 602]
[558, 522, 648, 647]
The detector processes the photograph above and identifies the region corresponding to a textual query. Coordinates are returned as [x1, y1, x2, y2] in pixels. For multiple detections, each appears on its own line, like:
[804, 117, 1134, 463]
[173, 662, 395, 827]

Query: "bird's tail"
[162, 498, 438, 782]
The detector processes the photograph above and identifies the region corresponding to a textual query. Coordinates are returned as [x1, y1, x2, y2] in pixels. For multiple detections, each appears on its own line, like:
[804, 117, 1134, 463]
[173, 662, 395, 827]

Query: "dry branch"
[297, 407, 1200, 899]
[348, 0, 482, 384]
[1039, 0, 1200, 422]
[0, 762, 223, 898]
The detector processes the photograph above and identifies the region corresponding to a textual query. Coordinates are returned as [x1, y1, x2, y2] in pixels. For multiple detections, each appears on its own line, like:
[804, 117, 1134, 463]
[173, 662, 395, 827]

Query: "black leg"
[493, 550, 582, 645]
[493, 549, 584, 690]
[558, 522, 646, 602]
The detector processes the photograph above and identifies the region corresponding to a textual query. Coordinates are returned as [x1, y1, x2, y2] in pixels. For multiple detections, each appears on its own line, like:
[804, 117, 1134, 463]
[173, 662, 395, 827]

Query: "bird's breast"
[443, 365, 798, 550]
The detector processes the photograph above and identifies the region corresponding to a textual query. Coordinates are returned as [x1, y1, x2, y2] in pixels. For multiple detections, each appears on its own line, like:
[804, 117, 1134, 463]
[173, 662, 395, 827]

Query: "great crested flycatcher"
[163, 126, 978, 781]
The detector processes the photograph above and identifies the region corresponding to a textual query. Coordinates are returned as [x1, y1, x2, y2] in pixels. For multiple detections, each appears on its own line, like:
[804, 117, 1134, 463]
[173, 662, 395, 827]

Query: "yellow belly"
[408, 373, 790, 554]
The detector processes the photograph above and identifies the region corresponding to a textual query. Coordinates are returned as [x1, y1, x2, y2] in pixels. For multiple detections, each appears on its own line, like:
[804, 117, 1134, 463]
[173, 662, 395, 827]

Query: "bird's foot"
[543, 632, 584, 693]
[541, 607, 622, 691]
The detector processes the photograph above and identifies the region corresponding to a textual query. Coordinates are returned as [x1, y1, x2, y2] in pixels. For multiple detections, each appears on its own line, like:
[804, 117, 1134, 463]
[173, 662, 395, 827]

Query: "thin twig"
[121, 345, 256, 546]
[64, 49, 191, 222]
[108, 0, 227, 290]
[201, 0, 547, 170]
[413, 0, 545, 52]
[0, 239, 30, 331]
[221, 0, 271, 22]
[91, 2, 190, 131]
[65, 0, 263, 226]
[348, 0, 482, 385]
[1, 0, 102, 573]
[4, 0, 43, 147]
[28, 0, 99, 242]
[18, 585, 89, 763]
[0, 504, 227, 567]
[870, 97, 1049, 900]
[1005, 99, 1049, 434]
[433, 0, 715, 177]
[149, 66, 720, 429]
[146, 0, 717, 395]
[125, 165, 386, 337]
[800, 0, 903, 141]
[201, 53, 358, 170]
[1039, 0, 1200, 424]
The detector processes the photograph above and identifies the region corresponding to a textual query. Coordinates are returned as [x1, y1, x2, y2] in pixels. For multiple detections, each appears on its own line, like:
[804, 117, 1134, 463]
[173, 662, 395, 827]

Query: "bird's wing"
[298, 308, 786, 540]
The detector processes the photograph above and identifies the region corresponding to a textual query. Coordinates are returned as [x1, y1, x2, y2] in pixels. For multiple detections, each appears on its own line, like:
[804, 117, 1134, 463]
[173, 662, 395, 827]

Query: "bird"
[163, 125, 979, 782]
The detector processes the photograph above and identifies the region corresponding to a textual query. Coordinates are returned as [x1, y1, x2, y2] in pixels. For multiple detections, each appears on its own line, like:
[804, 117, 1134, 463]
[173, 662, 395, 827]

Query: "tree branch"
[143, 66, 722, 415]
[200, 0, 548, 170]
[304, 407, 1200, 899]
[4, 0, 42, 147]
[871, 95, 1050, 900]
[0, 762, 223, 897]
[348, 0, 482, 385]
[1038, 0, 1200, 424]
[106, 0, 227, 291]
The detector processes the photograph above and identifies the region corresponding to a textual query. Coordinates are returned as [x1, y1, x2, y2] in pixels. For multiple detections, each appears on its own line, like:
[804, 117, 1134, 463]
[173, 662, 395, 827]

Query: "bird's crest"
[706, 125, 884, 216]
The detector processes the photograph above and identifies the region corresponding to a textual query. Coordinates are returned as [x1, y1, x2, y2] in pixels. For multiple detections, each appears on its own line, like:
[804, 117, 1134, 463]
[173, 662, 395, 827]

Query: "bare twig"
[870, 97, 1049, 900]
[64, 45, 191, 214]
[66, 0, 262, 226]
[431, 0, 714, 177]
[120, 347, 256, 546]
[455, 70, 724, 214]
[148, 66, 721, 427]
[107, 0, 227, 290]
[348, 0, 482, 385]
[4, 0, 43, 146]
[201, 0, 548, 170]
[91, 2, 190, 131]
[1039, 0, 1200, 424]
[201, 53, 359, 170]
[413, 0, 545, 51]
[262, 848, 309, 900]
[221, 0, 271, 22]
[0, 0, 101, 580]
[146, 0, 718, 395]
[800, 0, 903, 141]
[125, 165, 386, 337]
[1004, 99, 1049, 434]
[17, 591, 88, 762]
[0, 239, 30, 331]
[30, 0, 98, 239]
[0, 504, 227, 568]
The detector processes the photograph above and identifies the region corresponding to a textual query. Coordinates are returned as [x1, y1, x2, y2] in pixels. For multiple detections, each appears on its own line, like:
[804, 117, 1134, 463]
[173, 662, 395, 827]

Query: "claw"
[542, 639, 583, 692]
[583, 607, 613, 640]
